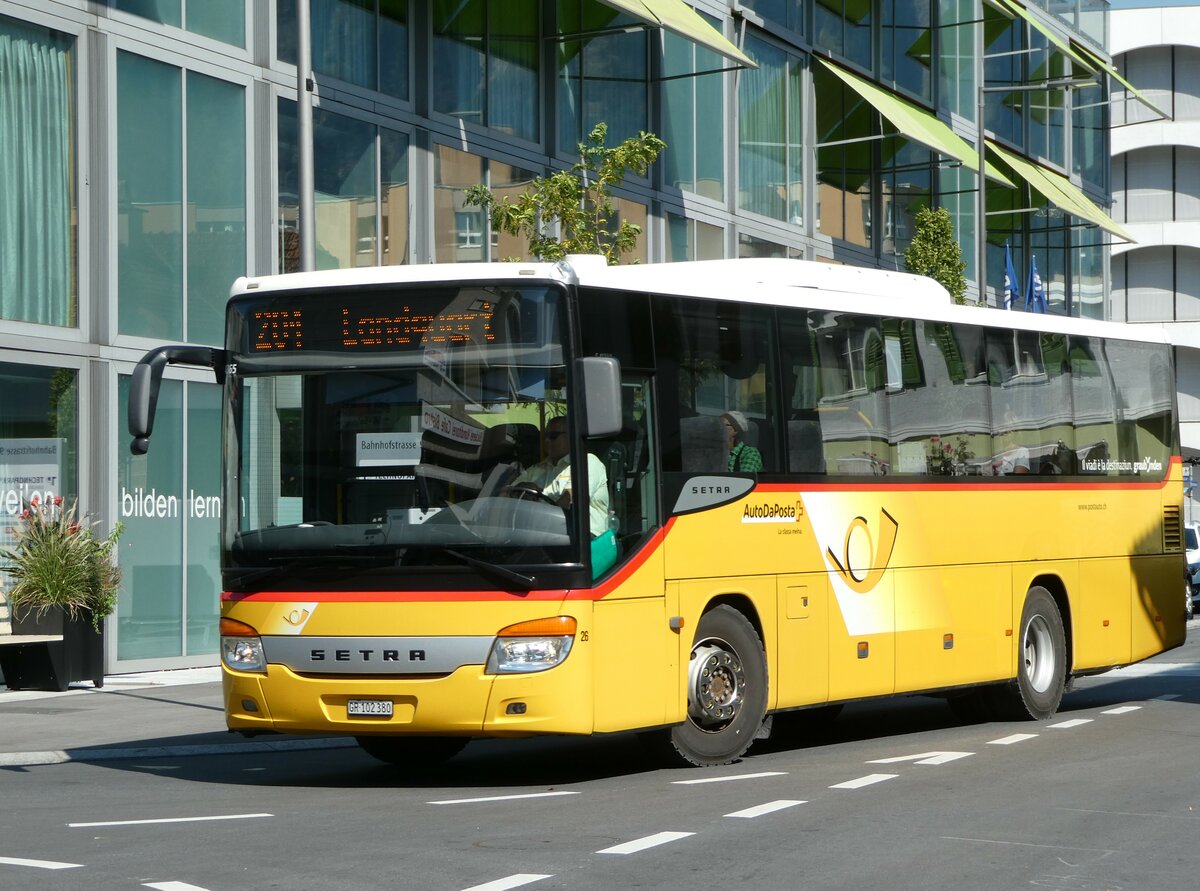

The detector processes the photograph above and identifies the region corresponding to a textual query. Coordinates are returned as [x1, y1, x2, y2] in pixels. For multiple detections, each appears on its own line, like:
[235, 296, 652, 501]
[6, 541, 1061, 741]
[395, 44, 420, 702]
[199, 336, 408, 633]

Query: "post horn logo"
[282, 608, 311, 626]
[826, 508, 898, 594]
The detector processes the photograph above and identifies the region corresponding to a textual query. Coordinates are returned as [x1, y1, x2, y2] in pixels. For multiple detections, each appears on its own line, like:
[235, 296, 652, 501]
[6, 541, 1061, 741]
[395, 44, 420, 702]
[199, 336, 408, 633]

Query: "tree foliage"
[904, 206, 969, 305]
[464, 123, 665, 265]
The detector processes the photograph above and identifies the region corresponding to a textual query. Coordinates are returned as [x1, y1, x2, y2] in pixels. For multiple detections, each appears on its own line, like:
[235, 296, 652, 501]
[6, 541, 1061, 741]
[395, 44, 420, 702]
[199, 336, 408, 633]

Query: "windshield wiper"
[443, 549, 535, 591]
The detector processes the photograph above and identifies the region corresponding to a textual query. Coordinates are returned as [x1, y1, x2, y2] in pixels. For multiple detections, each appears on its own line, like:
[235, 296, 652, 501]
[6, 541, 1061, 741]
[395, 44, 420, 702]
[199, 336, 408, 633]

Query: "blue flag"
[1003, 242, 1019, 310]
[1026, 254, 1046, 313]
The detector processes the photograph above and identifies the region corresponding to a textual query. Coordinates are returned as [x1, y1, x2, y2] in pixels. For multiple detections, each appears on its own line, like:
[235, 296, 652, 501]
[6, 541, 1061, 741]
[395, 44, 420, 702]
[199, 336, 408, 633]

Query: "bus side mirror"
[128, 346, 226, 455]
[578, 356, 622, 439]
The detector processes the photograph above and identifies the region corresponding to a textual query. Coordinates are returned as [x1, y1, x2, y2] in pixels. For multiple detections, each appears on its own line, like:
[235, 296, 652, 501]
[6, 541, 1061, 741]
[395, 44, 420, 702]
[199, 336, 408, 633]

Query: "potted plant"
[0, 497, 123, 690]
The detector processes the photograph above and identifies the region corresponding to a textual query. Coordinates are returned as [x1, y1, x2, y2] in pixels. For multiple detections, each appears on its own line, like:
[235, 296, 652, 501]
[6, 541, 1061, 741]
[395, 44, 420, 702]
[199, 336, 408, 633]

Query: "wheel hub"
[688, 640, 745, 728]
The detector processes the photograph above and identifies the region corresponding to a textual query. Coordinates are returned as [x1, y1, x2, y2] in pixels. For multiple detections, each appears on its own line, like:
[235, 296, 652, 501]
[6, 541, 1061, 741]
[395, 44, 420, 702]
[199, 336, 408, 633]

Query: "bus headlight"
[220, 617, 266, 673]
[487, 616, 577, 674]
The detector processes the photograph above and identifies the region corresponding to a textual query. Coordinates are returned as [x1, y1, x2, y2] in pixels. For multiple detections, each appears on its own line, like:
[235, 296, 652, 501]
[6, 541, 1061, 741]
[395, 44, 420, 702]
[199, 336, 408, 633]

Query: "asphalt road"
[3, 628, 1200, 891]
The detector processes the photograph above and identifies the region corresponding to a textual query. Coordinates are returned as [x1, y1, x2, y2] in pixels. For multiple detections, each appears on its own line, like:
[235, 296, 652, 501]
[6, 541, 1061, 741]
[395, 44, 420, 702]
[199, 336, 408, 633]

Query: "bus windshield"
[223, 282, 583, 588]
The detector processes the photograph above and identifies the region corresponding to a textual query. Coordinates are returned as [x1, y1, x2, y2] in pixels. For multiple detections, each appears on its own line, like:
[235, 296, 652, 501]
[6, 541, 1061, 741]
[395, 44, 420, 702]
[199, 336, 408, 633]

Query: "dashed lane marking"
[987, 733, 1038, 745]
[429, 791, 579, 805]
[1101, 706, 1141, 715]
[68, 813, 272, 828]
[0, 856, 82, 870]
[830, 774, 897, 790]
[597, 832, 695, 855]
[143, 882, 212, 891]
[1047, 718, 1093, 729]
[459, 875, 554, 891]
[867, 751, 973, 766]
[724, 800, 806, 819]
[672, 771, 787, 785]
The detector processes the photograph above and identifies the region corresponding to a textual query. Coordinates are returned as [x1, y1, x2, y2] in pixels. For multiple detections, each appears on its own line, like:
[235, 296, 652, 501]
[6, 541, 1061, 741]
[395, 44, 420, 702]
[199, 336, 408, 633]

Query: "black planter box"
[0, 607, 105, 692]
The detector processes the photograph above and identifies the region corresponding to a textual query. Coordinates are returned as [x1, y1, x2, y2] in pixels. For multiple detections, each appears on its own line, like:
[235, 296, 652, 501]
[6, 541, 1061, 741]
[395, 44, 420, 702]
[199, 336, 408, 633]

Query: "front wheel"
[667, 604, 768, 767]
[355, 735, 469, 767]
[989, 586, 1067, 721]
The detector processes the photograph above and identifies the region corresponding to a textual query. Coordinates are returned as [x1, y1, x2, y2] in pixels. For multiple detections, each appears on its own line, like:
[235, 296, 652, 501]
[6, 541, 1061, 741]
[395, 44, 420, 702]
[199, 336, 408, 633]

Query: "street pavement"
[0, 666, 354, 768]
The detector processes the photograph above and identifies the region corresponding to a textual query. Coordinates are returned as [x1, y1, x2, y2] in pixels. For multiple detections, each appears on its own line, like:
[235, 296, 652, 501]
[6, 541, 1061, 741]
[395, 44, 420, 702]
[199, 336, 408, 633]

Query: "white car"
[1187, 523, 1200, 618]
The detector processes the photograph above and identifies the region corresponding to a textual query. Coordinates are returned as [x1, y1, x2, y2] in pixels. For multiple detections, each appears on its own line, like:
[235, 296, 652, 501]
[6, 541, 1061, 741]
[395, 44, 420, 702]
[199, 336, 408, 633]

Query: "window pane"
[118, 52, 182, 339]
[0, 365, 78, 575]
[187, 73, 245, 346]
[489, 0, 539, 141]
[117, 376, 184, 660]
[381, 128, 409, 265]
[188, 0, 245, 47]
[739, 37, 800, 222]
[314, 108, 376, 269]
[312, 0, 376, 89]
[114, 0, 181, 27]
[380, 0, 409, 99]
[186, 383, 221, 656]
[433, 0, 485, 124]
[663, 26, 724, 200]
[277, 98, 299, 273]
[558, 19, 647, 151]
[882, 0, 932, 100]
[0, 16, 75, 326]
[434, 144, 484, 262]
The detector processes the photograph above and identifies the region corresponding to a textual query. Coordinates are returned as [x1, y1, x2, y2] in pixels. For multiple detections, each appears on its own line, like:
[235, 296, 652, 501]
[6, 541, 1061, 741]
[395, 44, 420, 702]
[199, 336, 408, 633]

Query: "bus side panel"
[775, 574, 830, 709]
[827, 575, 895, 703]
[677, 577, 780, 713]
[1130, 554, 1187, 662]
[894, 564, 1010, 694]
[591, 596, 675, 732]
[1074, 558, 1133, 670]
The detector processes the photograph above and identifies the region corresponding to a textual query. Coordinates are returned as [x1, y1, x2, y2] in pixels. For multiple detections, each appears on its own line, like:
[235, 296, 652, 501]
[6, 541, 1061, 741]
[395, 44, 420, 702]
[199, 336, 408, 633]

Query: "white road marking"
[830, 774, 897, 790]
[868, 751, 973, 765]
[429, 791, 579, 805]
[597, 831, 695, 855]
[0, 856, 83, 870]
[1047, 718, 1093, 729]
[724, 800, 806, 819]
[672, 771, 787, 785]
[1153, 694, 1182, 701]
[1101, 705, 1141, 715]
[143, 882, 212, 891]
[988, 733, 1038, 745]
[68, 813, 273, 828]
[459, 875, 553, 891]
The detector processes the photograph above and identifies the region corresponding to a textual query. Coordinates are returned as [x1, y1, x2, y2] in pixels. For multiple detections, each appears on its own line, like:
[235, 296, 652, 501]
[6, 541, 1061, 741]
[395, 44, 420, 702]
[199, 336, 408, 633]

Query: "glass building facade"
[0, 0, 1122, 671]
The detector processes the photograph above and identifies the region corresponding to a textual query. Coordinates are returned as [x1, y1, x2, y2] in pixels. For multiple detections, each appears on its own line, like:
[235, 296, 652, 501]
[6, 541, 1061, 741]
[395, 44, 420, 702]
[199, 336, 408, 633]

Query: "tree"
[464, 123, 665, 265]
[903, 206, 969, 305]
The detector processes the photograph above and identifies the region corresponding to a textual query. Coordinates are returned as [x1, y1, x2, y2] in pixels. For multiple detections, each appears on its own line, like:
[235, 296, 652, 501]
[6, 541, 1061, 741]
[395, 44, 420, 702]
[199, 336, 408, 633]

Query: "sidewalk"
[0, 667, 353, 767]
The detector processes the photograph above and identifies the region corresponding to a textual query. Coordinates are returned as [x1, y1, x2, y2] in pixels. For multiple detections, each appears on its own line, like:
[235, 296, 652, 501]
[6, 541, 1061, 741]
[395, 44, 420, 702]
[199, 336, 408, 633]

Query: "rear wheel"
[355, 735, 469, 766]
[989, 586, 1067, 720]
[667, 605, 768, 767]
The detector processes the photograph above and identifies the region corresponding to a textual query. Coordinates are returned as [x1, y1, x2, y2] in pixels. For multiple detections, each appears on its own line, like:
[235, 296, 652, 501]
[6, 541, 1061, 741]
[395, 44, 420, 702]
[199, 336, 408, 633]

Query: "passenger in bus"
[508, 415, 611, 538]
[722, 411, 763, 474]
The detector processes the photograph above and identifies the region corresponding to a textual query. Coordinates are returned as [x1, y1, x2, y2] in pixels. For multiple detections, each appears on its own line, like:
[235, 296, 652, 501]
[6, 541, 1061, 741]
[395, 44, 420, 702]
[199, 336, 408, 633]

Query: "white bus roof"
[232, 257, 1170, 346]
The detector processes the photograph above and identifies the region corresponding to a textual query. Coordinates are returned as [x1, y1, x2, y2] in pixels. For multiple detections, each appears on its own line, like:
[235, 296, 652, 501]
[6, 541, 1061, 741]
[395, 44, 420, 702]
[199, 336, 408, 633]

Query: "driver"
[509, 414, 610, 538]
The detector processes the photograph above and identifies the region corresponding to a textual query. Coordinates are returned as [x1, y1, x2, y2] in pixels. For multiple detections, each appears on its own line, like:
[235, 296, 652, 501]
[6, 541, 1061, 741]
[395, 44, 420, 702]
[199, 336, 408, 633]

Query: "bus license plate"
[347, 699, 393, 718]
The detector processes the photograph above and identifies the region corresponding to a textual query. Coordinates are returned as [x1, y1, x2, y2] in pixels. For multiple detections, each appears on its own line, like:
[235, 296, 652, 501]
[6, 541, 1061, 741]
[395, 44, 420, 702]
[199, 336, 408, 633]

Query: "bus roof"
[232, 257, 1170, 346]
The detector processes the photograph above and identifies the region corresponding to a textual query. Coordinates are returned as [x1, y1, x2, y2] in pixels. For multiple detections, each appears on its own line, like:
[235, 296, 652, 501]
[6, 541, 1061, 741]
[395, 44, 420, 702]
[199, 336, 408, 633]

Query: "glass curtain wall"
[277, 0, 409, 100]
[0, 17, 75, 327]
[662, 26, 724, 202]
[114, 0, 246, 47]
[738, 34, 803, 225]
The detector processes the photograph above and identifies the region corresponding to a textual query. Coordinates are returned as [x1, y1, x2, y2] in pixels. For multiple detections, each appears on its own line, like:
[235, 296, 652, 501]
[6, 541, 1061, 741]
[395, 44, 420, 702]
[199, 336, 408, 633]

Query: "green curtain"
[0, 18, 72, 327]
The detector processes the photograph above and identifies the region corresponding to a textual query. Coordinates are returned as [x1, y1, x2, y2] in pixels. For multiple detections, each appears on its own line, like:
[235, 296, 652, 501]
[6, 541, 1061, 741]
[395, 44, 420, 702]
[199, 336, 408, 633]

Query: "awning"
[986, 140, 1135, 242]
[1069, 39, 1170, 120]
[990, 0, 1097, 74]
[596, 0, 755, 68]
[817, 58, 1014, 186]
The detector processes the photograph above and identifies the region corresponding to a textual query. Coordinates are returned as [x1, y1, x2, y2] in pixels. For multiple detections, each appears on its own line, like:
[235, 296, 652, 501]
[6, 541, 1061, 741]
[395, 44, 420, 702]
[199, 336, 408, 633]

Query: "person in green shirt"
[722, 411, 763, 473]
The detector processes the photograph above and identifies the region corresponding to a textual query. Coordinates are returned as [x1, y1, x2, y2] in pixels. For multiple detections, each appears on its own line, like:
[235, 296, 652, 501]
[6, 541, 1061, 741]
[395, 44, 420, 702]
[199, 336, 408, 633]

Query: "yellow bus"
[129, 257, 1186, 767]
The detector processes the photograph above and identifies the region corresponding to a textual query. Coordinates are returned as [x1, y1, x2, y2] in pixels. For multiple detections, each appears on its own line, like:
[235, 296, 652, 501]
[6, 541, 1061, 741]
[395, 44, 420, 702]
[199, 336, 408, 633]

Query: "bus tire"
[668, 604, 768, 767]
[989, 586, 1067, 721]
[355, 735, 468, 766]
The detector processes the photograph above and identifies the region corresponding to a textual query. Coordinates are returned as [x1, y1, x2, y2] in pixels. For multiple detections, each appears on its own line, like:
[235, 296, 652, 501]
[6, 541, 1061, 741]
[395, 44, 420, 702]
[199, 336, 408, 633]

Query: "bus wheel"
[669, 605, 768, 767]
[989, 586, 1067, 721]
[355, 735, 468, 766]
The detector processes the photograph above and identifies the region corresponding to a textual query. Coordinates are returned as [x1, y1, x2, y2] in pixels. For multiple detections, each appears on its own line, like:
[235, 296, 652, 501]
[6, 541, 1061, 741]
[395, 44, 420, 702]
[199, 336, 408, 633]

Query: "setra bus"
[128, 256, 1186, 767]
